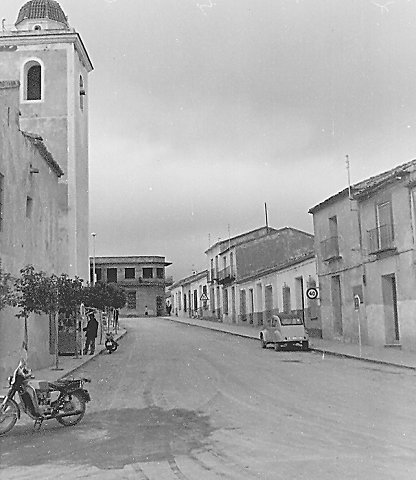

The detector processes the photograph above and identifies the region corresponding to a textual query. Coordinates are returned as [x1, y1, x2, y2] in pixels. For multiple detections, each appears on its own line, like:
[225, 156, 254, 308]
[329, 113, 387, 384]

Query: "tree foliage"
[82, 282, 126, 311]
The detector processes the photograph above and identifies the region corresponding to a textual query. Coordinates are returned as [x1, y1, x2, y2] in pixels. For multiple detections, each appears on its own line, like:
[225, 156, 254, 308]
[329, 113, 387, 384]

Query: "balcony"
[368, 224, 395, 254]
[320, 236, 341, 261]
[209, 268, 218, 284]
[217, 266, 235, 285]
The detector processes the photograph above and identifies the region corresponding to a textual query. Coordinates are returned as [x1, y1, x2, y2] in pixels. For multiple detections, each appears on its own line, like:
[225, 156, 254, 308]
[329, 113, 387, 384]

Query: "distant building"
[0, 80, 64, 379]
[90, 256, 172, 317]
[309, 159, 416, 350]
[205, 226, 319, 331]
[169, 270, 210, 319]
[0, 0, 93, 280]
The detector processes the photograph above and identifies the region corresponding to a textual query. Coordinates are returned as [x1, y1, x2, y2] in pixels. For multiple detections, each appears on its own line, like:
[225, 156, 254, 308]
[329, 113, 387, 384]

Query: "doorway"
[382, 274, 400, 344]
[264, 285, 273, 325]
[331, 275, 343, 336]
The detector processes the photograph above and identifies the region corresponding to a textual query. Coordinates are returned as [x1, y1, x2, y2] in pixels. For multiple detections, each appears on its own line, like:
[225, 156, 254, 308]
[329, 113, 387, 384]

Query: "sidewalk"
[160, 316, 416, 371]
[26, 328, 127, 384]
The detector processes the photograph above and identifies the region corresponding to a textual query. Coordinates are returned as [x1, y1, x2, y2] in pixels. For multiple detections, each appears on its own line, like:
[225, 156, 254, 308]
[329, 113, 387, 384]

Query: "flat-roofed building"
[90, 256, 172, 317]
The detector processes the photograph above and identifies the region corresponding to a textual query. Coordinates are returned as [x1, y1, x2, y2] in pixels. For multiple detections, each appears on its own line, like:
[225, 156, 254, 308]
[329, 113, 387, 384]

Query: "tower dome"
[16, 0, 69, 29]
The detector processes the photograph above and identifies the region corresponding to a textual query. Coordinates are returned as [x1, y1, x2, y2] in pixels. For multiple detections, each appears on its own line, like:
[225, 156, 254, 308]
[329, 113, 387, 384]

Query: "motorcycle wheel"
[0, 397, 19, 435]
[56, 391, 86, 427]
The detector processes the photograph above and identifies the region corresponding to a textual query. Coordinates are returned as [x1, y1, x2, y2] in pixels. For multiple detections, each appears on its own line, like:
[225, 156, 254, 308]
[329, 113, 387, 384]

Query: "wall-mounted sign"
[354, 294, 361, 311]
[306, 287, 318, 300]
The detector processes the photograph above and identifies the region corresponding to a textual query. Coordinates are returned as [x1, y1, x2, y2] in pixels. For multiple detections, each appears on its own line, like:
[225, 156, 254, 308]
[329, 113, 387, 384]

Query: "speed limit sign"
[306, 287, 318, 300]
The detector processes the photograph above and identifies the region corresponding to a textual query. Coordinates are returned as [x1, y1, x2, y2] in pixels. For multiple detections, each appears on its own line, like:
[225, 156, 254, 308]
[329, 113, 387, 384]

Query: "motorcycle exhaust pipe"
[42, 410, 84, 420]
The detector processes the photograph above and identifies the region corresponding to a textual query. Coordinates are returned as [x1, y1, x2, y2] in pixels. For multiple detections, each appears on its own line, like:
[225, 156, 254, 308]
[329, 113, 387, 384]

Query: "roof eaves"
[21, 131, 64, 177]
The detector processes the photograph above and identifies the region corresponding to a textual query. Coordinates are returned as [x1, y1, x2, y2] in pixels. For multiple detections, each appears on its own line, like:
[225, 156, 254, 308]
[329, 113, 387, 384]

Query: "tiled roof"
[309, 159, 416, 214]
[21, 131, 64, 177]
[16, 0, 68, 27]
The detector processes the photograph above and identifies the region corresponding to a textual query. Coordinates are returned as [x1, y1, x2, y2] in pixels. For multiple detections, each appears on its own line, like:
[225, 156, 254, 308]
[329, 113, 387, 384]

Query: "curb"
[58, 330, 128, 380]
[308, 347, 416, 371]
[162, 317, 416, 371]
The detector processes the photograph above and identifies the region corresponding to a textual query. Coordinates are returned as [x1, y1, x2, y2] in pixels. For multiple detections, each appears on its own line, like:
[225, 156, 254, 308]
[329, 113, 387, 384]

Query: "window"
[96, 268, 102, 282]
[127, 291, 136, 309]
[125, 268, 135, 279]
[282, 284, 291, 313]
[107, 268, 117, 283]
[376, 200, 394, 249]
[0, 173, 4, 231]
[90, 268, 102, 283]
[25, 62, 42, 101]
[143, 268, 153, 279]
[26, 196, 33, 219]
[156, 268, 164, 279]
[79, 75, 85, 111]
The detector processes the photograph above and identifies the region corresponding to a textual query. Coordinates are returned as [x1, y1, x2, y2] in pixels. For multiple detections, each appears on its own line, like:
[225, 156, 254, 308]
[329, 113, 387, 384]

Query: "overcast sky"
[3, 0, 416, 280]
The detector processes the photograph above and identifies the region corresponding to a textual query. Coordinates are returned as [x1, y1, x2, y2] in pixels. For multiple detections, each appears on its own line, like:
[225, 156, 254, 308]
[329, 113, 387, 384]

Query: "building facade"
[0, 0, 93, 280]
[310, 159, 416, 350]
[169, 270, 210, 319]
[205, 226, 319, 331]
[0, 80, 64, 379]
[90, 256, 172, 317]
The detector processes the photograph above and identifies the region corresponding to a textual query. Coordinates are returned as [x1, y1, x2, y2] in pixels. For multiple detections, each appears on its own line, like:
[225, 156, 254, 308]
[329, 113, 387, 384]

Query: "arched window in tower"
[23, 60, 43, 101]
[79, 75, 85, 111]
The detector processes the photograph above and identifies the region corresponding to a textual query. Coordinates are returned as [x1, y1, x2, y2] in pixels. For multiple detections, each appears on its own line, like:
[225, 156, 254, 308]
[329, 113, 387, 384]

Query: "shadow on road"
[0, 406, 217, 469]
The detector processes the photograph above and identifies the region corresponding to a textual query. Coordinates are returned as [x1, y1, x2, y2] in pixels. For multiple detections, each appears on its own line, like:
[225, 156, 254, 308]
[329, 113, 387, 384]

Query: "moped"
[104, 332, 118, 354]
[0, 360, 91, 435]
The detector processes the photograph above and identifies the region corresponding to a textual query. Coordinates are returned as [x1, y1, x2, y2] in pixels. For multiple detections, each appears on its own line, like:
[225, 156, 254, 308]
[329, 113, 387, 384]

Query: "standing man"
[83, 312, 99, 355]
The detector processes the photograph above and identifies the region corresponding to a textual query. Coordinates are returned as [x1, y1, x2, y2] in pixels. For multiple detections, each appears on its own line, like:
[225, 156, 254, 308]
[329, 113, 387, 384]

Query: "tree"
[81, 282, 126, 311]
[14, 266, 86, 366]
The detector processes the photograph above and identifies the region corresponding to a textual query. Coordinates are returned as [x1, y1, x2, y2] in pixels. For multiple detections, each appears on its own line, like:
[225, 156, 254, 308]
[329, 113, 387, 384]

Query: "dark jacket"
[83, 316, 98, 339]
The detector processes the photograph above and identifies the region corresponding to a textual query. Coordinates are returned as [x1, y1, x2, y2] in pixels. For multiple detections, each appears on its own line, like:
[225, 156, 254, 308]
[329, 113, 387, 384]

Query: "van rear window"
[280, 317, 303, 326]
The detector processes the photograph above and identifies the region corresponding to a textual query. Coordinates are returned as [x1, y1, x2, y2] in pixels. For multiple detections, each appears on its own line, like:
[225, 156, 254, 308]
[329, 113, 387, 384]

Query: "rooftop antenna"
[264, 202, 269, 233]
[346, 155, 352, 199]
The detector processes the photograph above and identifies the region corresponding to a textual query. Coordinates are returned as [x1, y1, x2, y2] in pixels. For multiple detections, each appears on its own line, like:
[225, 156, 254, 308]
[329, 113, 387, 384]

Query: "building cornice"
[0, 30, 93, 72]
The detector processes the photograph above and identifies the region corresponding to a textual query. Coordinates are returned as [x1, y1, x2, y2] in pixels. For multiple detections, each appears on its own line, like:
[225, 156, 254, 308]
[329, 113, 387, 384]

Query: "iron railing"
[368, 224, 394, 253]
[320, 236, 340, 261]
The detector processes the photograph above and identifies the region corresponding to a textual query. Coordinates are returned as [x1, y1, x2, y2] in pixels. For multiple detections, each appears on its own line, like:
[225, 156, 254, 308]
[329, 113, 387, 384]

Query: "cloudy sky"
[3, 0, 416, 280]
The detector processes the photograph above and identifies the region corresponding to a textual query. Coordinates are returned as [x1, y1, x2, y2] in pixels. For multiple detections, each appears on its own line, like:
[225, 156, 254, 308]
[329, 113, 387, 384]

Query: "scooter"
[104, 332, 118, 354]
[0, 360, 91, 435]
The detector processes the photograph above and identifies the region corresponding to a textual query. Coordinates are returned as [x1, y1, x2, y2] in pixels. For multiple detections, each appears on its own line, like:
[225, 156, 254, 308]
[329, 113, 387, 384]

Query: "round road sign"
[306, 287, 318, 300]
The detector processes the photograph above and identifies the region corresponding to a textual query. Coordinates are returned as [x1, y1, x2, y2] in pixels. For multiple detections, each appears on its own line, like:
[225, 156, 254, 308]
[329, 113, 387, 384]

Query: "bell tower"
[0, 0, 93, 280]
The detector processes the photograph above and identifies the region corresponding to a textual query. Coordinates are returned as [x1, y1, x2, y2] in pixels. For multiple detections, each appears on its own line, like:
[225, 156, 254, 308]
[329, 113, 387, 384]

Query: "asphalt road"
[2, 317, 416, 479]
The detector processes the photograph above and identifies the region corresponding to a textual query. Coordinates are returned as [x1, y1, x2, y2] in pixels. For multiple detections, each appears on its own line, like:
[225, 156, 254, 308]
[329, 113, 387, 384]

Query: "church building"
[0, 0, 93, 280]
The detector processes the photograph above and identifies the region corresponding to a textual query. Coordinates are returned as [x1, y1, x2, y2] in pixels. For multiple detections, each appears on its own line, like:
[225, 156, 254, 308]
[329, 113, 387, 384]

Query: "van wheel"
[260, 336, 267, 349]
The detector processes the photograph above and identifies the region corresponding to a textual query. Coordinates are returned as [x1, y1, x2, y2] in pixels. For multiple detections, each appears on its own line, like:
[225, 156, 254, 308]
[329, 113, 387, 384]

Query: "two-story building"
[90, 256, 171, 317]
[205, 226, 319, 331]
[309, 159, 416, 350]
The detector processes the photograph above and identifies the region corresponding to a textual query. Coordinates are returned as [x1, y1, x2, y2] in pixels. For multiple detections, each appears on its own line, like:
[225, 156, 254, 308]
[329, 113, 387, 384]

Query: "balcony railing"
[368, 224, 395, 254]
[209, 268, 218, 283]
[320, 236, 340, 261]
[217, 266, 235, 285]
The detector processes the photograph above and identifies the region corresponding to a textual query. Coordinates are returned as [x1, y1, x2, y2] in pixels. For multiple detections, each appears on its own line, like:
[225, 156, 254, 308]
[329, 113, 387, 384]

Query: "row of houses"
[170, 159, 416, 352]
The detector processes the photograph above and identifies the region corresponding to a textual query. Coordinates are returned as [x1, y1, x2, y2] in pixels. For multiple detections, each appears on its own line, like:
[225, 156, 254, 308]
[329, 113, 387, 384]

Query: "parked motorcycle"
[104, 332, 118, 354]
[0, 360, 91, 435]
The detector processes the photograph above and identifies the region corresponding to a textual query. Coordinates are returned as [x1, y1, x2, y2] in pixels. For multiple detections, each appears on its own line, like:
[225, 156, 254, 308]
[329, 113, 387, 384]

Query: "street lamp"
[91, 232, 96, 286]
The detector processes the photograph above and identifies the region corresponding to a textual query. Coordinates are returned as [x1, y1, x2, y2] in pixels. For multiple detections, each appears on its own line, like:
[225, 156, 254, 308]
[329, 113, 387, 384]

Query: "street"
[2, 317, 416, 479]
